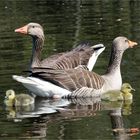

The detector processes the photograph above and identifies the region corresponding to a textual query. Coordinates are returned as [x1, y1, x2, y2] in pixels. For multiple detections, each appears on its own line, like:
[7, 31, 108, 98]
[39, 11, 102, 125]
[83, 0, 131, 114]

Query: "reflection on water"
[0, 0, 140, 139]
[1, 96, 137, 139]
[4, 98, 70, 120]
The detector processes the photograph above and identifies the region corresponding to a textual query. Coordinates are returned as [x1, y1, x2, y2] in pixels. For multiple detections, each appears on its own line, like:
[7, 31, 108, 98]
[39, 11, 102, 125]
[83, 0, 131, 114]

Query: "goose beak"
[15, 25, 28, 34]
[128, 40, 138, 48]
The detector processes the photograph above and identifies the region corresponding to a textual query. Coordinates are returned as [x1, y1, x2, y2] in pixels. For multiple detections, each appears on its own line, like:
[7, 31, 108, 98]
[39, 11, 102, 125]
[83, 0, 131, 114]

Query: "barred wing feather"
[31, 68, 105, 92]
[41, 53, 65, 66]
[42, 48, 93, 70]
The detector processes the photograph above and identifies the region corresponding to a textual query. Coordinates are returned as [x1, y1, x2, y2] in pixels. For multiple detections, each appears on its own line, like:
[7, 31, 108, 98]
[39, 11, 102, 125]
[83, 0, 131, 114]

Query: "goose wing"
[41, 43, 97, 70]
[41, 52, 65, 66]
[31, 68, 105, 91]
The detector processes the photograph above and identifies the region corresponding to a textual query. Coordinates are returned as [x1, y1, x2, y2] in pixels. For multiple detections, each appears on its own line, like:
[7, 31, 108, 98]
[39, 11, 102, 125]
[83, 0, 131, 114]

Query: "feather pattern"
[41, 43, 97, 70]
[31, 67, 105, 91]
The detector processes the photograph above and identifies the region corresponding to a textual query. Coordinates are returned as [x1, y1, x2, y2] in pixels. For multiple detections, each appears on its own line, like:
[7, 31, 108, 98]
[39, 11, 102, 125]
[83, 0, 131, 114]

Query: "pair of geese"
[5, 22, 138, 106]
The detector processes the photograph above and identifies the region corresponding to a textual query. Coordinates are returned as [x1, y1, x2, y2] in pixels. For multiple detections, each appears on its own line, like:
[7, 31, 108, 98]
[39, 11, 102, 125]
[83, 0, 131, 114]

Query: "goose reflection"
[4, 91, 133, 119]
[5, 95, 70, 120]
[109, 108, 139, 139]
[4, 94, 138, 139]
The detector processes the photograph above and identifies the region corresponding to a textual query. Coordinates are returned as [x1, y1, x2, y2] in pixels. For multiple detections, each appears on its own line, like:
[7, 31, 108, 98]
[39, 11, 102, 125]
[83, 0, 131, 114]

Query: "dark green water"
[0, 0, 140, 139]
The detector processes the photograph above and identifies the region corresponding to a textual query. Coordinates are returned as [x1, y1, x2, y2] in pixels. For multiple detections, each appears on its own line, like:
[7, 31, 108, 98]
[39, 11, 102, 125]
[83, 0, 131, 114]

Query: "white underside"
[12, 75, 71, 97]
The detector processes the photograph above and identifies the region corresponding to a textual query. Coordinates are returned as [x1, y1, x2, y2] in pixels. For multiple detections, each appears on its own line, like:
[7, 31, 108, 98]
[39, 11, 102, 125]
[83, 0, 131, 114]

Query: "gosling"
[4, 89, 34, 107]
[101, 83, 135, 101]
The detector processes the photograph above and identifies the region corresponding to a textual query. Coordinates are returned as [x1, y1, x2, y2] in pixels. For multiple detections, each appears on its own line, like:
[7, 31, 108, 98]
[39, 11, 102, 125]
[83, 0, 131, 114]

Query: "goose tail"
[13, 75, 34, 84]
[12, 75, 71, 98]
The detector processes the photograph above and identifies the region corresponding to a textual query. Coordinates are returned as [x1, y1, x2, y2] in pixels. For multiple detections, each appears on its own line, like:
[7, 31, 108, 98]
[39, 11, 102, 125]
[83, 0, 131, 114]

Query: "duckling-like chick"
[121, 83, 135, 100]
[101, 83, 135, 101]
[4, 90, 34, 107]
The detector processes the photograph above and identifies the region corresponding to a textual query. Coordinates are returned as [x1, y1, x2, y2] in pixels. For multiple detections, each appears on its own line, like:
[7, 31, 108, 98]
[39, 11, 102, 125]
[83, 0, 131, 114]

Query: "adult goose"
[15, 23, 105, 71]
[13, 36, 138, 98]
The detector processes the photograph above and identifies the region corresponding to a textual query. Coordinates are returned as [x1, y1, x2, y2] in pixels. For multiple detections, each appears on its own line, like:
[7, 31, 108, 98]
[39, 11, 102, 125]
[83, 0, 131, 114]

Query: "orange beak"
[15, 25, 28, 34]
[128, 40, 138, 48]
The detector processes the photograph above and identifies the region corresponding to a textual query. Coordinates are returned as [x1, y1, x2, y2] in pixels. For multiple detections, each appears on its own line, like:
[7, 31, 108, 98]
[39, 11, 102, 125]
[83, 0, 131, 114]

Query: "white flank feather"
[12, 75, 71, 97]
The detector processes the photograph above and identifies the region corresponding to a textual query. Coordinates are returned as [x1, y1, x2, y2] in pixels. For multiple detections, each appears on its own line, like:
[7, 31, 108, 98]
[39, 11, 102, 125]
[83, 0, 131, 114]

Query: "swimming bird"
[101, 83, 135, 101]
[4, 90, 34, 106]
[15, 23, 105, 71]
[13, 36, 138, 98]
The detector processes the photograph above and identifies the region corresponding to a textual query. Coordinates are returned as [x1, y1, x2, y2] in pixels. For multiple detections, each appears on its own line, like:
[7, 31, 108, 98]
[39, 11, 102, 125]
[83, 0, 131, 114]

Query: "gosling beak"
[5, 96, 8, 99]
[128, 40, 138, 48]
[131, 88, 135, 91]
[15, 25, 28, 34]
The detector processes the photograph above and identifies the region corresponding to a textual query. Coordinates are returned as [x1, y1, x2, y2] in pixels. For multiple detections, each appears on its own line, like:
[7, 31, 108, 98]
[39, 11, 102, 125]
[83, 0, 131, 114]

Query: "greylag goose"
[13, 36, 138, 98]
[15, 23, 105, 71]
[4, 89, 34, 106]
[101, 83, 135, 101]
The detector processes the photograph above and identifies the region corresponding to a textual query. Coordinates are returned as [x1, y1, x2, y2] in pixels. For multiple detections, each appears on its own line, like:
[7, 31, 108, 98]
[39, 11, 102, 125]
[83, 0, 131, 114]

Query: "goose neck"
[106, 49, 124, 74]
[30, 36, 44, 68]
[102, 49, 124, 90]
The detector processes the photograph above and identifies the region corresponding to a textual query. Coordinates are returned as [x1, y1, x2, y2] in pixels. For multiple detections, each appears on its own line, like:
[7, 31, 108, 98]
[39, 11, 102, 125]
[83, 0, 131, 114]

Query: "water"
[0, 0, 140, 139]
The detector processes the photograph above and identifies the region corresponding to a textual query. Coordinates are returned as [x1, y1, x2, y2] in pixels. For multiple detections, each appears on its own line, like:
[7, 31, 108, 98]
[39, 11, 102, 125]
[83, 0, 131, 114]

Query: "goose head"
[121, 83, 135, 93]
[15, 23, 44, 39]
[5, 89, 15, 101]
[112, 36, 137, 52]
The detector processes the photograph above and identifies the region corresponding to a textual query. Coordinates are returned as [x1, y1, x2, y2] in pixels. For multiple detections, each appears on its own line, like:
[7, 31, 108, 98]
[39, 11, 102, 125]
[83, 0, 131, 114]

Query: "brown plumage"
[31, 67, 105, 91]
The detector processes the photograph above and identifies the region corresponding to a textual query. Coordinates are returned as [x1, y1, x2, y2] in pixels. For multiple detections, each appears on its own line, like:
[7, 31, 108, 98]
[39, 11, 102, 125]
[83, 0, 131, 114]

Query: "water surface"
[0, 0, 140, 139]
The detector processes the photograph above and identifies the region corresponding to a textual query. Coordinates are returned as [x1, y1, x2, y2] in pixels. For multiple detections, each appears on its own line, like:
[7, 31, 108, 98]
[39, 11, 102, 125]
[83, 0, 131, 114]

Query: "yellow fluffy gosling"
[101, 83, 135, 101]
[4, 89, 34, 106]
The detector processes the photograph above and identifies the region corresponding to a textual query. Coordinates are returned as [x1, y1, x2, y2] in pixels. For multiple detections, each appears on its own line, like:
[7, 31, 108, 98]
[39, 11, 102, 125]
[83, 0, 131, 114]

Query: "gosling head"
[15, 23, 44, 39]
[5, 90, 16, 100]
[121, 83, 135, 93]
[112, 37, 138, 51]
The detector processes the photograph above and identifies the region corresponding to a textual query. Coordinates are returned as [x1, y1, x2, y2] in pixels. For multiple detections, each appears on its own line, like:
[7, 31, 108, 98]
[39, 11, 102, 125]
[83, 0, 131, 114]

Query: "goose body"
[13, 36, 138, 98]
[15, 23, 105, 71]
[101, 83, 135, 101]
[4, 90, 34, 106]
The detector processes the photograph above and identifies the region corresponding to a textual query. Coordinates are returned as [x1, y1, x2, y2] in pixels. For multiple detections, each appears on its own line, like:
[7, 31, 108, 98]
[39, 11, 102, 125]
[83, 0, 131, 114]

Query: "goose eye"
[32, 26, 35, 28]
[125, 39, 128, 43]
